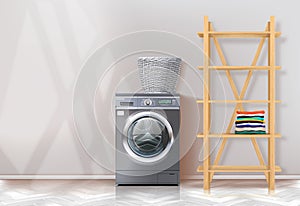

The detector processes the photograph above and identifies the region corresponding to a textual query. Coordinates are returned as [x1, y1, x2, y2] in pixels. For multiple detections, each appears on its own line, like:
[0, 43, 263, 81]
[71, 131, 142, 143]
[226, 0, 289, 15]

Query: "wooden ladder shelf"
[197, 16, 281, 194]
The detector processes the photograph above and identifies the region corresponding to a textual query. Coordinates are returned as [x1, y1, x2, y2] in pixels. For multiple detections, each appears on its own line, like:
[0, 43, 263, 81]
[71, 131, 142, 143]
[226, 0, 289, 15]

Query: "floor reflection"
[0, 180, 299, 205]
[116, 185, 180, 204]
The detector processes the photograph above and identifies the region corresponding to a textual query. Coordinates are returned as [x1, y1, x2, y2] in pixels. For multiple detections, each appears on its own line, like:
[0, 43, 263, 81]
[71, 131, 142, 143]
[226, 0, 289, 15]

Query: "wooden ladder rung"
[197, 31, 281, 38]
[196, 100, 281, 104]
[197, 133, 281, 138]
[197, 165, 282, 172]
[198, 66, 281, 70]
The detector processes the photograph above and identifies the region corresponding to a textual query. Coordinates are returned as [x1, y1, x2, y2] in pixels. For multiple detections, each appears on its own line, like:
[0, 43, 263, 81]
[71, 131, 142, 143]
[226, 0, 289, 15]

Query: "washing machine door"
[123, 111, 174, 163]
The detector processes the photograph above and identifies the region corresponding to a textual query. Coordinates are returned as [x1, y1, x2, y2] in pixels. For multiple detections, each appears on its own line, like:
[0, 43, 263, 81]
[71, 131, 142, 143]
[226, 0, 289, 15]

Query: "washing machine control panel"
[115, 94, 180, 108]
[140, 98, 179, 107]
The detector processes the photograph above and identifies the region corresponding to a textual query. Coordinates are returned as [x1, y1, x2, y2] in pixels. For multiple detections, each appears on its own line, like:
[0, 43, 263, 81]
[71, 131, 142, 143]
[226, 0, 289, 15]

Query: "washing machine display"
[123, 112, 174, 163]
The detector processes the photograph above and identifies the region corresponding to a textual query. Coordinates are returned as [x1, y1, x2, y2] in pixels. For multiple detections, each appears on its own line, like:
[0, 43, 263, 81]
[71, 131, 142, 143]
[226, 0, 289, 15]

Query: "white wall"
[0, 0, 299, 176]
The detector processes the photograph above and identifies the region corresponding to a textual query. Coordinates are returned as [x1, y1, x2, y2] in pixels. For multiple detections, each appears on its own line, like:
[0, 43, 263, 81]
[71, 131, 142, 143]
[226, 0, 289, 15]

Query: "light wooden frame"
[197, 16, 281, 194]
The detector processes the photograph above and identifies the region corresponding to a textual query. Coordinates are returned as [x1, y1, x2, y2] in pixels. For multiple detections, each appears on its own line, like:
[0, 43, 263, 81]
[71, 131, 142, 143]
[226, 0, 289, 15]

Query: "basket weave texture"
[138, 57, 181, 93]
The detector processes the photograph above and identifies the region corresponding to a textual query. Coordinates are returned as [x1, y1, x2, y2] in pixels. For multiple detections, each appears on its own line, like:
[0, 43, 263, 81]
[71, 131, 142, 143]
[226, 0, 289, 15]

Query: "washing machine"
[115, 93, 180, 185]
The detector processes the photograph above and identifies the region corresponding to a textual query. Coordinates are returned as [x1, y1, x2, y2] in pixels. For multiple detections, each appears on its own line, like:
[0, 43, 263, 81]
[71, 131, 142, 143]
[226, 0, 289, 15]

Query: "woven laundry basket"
[138, 57, 181, 93]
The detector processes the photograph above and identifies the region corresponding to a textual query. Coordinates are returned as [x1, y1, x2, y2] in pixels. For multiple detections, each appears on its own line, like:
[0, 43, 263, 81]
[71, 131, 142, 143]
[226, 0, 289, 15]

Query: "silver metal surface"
[116, 107, 180, 110]
[115, 96, 180, 100]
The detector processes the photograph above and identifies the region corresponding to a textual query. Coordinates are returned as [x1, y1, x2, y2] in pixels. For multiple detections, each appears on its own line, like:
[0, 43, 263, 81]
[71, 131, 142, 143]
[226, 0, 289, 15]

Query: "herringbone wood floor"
[0, 179, 299, 205]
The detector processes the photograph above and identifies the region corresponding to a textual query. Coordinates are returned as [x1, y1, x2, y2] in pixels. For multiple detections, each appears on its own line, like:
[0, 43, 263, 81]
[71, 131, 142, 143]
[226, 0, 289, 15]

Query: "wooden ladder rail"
[202, 15, 211, 193]
[268, 16, 276, 194]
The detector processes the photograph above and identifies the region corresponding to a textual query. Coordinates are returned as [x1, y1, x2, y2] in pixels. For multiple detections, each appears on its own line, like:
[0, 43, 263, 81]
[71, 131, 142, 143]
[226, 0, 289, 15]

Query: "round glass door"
[128, 117, 168, 158]
[123, 112, 174, 163]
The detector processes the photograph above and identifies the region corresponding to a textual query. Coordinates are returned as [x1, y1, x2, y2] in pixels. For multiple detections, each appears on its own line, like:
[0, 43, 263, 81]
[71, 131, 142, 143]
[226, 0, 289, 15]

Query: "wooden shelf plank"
[197, 133, 281, 138]
[197, 165, 282, 172]
[196, 100, 281, 103]
[198, 66, 281, 70]
[197, 31, 281, 38]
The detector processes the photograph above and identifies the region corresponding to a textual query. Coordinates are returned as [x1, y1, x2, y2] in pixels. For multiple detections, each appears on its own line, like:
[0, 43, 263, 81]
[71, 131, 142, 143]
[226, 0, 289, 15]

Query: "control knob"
[144, 99, 152, 106]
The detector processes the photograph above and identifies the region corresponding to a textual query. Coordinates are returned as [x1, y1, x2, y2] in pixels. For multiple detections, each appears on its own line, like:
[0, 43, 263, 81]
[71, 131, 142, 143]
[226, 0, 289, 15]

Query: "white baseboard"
[0, 175, 115, 179]
[0, 175, 300, 180]
[182, 175, 300, 180]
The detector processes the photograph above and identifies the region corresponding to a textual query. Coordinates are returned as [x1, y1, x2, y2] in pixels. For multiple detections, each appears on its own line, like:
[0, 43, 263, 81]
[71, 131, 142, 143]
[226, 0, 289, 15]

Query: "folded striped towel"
[235, 110, 266, 134]
[235, 120, 265, 124]
[237, 117, 264, 121]
[237, 110, 265, 115]
[235, 131, 266, 134]
[235, 122, 265, 126]
[235, 127, 266, 132]
[236, 124, 266, 128]
[237, 114, 264, 118]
